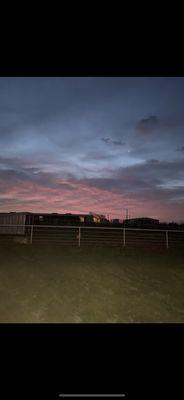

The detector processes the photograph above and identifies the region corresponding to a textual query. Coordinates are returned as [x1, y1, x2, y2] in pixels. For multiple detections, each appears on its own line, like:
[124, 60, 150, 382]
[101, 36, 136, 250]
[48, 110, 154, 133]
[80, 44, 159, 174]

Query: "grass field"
[0, 243, 184, 322]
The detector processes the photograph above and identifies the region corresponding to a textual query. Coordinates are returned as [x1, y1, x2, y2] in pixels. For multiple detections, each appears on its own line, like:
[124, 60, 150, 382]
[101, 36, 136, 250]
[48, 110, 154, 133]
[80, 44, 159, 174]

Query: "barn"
[0, 212, 33, 234]
[0, 212, 34, 243]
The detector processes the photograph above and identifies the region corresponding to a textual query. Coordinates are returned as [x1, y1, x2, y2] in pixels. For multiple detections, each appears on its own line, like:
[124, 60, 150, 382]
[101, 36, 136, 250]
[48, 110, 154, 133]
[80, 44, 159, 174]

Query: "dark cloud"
[176, 146, 184, 152]
[101, 137, 111, 144]
[146, 159, 159, 164]
[79, 159, 184, 203]
[101, 137, 125, 146]
[80, 151, 117, 161]
[136, 115, 159, 134]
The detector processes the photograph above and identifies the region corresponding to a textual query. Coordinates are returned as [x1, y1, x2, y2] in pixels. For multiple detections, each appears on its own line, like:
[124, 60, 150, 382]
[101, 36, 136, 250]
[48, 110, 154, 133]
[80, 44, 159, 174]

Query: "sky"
[0, 77, 184, 222]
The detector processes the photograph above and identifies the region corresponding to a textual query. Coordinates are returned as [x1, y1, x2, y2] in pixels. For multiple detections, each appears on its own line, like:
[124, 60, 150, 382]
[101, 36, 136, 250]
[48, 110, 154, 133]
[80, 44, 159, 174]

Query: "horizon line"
[0, 210, 183, 224]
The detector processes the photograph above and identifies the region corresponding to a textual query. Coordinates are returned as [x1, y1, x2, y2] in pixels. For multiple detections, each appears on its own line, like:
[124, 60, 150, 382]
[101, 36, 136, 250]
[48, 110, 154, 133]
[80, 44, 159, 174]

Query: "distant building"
[88, 213, 109, 223]
[123, 217, 159, 227]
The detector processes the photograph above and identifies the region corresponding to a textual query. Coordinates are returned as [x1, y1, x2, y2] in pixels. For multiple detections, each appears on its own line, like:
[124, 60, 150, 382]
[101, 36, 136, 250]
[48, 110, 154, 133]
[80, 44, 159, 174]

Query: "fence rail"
[0, 224, 184, 248]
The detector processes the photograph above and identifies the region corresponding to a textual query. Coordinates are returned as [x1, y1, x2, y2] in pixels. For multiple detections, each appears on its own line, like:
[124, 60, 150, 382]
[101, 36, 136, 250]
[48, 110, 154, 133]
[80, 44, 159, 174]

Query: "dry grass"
[0, 244, 184, 322]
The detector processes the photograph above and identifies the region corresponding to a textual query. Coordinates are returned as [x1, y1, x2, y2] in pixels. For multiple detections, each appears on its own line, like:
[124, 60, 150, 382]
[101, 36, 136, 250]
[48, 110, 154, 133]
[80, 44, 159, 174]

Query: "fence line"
[166, 231, 169, 249]
[0, 224, 184, 248]
[123, 227, 126, 246]
[30, 225, 34, 244]
[78, 227, 81, 247]
[0, 224, 184, 232]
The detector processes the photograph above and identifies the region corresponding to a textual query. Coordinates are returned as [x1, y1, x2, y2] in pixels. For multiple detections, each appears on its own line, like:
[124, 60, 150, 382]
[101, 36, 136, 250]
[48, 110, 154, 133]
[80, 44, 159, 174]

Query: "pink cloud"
[0, 176, 183, 222]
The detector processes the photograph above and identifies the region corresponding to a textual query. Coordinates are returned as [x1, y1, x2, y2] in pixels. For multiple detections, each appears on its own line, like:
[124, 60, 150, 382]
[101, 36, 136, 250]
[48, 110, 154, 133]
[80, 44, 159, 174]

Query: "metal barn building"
[0, 212, 33, 235]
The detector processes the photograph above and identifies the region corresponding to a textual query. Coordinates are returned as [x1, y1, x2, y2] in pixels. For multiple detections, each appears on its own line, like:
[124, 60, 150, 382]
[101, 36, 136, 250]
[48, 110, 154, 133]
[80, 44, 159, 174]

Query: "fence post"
[166, 230, 169, 249]
[123, 227, 126, 246]
[78, 227, 81, 247]
[30, 224, 34, 244]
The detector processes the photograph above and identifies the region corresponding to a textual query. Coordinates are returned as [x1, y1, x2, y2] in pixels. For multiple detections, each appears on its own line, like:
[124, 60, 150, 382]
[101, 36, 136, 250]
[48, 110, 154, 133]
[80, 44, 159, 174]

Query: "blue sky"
[0, 77, 184, 221]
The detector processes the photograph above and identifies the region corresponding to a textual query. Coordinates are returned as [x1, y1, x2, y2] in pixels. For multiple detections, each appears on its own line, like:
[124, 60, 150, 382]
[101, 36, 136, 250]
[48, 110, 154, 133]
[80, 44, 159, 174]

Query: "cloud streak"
[101, 137, 126, 146]
[176, 146, 184, 152]
[136, 115, 159, 134]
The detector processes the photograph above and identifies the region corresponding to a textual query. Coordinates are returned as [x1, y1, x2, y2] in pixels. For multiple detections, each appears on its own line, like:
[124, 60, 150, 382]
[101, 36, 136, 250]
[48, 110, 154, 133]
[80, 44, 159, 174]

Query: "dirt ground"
[0, 244, 184, 322]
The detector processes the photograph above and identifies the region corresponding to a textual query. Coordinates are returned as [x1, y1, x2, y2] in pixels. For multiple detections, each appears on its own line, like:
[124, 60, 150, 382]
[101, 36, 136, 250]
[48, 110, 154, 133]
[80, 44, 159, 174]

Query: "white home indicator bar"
[59, 395, 125, 398]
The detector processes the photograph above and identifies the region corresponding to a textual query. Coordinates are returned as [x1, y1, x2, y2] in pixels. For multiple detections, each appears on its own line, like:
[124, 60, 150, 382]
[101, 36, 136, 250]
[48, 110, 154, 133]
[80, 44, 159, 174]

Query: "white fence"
[0, 224, 184, 248]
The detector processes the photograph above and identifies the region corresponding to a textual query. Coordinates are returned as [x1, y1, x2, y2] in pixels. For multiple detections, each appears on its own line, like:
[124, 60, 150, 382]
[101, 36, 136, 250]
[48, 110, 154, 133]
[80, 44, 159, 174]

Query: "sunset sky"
[0, 77, 184, 222]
